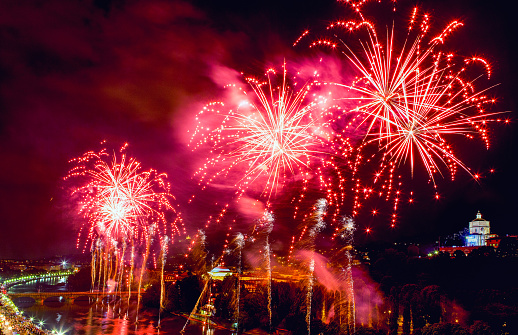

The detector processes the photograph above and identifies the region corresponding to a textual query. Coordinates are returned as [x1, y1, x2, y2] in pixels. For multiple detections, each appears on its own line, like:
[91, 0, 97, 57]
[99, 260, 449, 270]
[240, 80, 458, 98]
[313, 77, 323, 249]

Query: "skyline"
[0, 0, 516, 259]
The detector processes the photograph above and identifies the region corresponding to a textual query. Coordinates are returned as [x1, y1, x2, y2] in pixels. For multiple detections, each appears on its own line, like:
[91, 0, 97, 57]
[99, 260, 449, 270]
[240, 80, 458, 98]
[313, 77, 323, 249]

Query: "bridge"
[8, 291, 141, 306]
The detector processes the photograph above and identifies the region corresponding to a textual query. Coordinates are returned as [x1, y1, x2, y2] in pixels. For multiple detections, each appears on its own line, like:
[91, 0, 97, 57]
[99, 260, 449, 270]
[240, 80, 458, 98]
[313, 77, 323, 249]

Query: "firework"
[190, 66, 348, 198]
[300, 0, 507, 228]
[66, 143, 181, 248]
[316, 2, 504, 182]
[190, 64, 336, 199]
[66, 143, 182, 305]
[189, 62, 355, 230]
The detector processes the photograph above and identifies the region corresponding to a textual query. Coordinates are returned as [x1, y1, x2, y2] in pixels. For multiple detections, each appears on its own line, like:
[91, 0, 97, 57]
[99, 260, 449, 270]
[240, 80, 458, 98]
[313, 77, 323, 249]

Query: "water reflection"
[18, 303, 235, 334]
[8, 276, 68, 294]
[9, 280, 234, 334]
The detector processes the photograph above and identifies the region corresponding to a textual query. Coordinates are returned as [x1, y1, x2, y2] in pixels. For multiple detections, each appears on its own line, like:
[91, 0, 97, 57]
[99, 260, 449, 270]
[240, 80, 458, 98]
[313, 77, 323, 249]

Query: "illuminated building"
[208, 266, 232, 280]
[486, 237, 502, 248]
[439, 211, 499, 256]
[465, 211, 497, 247]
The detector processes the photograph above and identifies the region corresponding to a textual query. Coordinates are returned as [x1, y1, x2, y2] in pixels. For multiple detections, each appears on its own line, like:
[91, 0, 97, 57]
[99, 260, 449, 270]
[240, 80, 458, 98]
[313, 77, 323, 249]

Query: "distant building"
[465, 211, 497, 247]
[208, 266, 232, 280]
[439, 211, 499, 256]
[163, 271, 189, 283]
[487, 237, 502, 248]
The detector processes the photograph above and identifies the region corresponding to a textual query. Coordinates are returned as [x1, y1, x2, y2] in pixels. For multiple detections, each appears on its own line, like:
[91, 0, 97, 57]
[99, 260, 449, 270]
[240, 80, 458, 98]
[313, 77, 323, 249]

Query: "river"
[7, 277, 236, 335]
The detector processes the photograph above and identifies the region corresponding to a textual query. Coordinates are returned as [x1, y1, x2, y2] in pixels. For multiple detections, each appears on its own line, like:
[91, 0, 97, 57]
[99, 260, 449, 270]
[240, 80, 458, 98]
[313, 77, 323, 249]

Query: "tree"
[478, 303, 518, 334]
[187, 232, 208, 275]
[213, 275, 237, 320]
[469, 320, 494, 335]
[421, 285, 443, 325]
[165, 273, 202, 313]
[272, 281, 297, 328]
[408, 245, 420, 258]
[388, 286, 400, 335]
[400, 284, 418, 335]
[437, 251, 451, 259]
[421, 322, 468, 335]
[67, 267, 91, 291]
[468, 246, 496, 258]
[497, 236, 518, 257]
[353, 325, 385, 335]
[141, 280, 160, 308]
[240, 288, 269, 331]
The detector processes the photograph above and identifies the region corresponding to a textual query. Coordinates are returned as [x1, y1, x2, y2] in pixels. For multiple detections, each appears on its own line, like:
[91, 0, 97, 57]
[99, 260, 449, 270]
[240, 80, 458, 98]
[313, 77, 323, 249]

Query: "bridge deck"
[9, 291, 140, 298]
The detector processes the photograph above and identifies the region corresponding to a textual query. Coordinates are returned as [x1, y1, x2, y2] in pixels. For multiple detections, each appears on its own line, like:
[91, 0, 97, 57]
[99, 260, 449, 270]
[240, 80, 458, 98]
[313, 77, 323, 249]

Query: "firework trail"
[136, 226, 154, 323]
[186, 229, 208, 275]
[234, 232, 245, 333]
[158, 236, 169, 328]
[258, 210, 275, 333]
[90, 238, 101, 292]
[116, 239, 127, 314]
[181, 278, 211, 334]
[181, 239, 230, 334]
[127, 243, 135, 309]
[159, 236, 169, 310]
[339, 216, 356, 333]
[305, 199, 327, 335]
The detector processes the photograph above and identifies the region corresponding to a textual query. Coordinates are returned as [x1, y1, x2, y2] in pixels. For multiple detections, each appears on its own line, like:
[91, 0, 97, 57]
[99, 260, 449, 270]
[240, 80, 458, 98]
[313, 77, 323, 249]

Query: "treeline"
[67, 266, 92, 291]
[144, 273, 363, 334]
[150, 246, 518, 334]
[145, 271, 504, 335]
[69, 242, 518, 334]
[367, 246, 518, 335]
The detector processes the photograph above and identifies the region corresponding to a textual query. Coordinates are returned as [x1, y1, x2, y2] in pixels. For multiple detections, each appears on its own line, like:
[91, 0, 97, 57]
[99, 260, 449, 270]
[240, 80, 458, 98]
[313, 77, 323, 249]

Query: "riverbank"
[0, 293, 50, 335]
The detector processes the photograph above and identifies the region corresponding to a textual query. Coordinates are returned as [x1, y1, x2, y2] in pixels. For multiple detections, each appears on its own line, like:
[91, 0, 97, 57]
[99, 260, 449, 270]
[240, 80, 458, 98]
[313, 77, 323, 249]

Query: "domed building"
[465, 211, 492, 247]
[439, 211, 500, 256]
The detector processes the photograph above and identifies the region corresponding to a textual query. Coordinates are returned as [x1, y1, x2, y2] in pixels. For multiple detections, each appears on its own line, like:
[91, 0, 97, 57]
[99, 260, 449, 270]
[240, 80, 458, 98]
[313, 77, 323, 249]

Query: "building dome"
[472, 211, 486, 221]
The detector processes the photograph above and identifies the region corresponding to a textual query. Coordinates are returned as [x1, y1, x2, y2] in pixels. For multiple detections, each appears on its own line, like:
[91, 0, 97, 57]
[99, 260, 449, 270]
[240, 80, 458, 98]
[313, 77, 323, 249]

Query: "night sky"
[0, 0, 516, 259]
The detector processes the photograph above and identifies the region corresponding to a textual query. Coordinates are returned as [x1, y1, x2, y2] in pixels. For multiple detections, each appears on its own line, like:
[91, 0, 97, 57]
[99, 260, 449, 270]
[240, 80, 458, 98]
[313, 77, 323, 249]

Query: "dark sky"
[0, 0, 516, 259]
